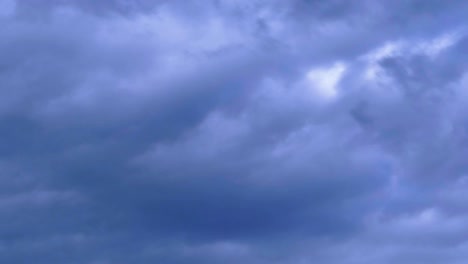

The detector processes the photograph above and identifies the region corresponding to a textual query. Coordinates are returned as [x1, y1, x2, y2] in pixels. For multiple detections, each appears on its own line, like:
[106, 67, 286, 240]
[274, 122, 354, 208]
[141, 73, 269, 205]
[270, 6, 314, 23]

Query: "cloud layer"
[1, 0, 468, 263]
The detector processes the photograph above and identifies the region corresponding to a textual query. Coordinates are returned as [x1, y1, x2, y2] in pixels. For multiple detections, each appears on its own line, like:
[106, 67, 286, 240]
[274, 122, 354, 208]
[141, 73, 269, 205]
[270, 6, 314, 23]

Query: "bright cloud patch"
[305, 62, 346, 101]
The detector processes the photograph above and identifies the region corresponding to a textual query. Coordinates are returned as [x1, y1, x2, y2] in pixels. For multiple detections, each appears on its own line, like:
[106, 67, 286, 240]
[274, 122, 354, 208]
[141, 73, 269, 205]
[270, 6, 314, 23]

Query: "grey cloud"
[1, 0, 468, 263]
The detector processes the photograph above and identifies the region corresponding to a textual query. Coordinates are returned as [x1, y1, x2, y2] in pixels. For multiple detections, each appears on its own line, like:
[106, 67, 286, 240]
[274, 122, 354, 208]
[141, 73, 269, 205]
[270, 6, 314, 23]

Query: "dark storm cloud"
[1, 0, 468, 263]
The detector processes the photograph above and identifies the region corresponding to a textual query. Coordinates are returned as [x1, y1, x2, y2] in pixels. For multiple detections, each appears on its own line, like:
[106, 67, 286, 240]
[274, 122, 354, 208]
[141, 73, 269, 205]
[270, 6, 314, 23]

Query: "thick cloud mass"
[1, 0, 468, 263]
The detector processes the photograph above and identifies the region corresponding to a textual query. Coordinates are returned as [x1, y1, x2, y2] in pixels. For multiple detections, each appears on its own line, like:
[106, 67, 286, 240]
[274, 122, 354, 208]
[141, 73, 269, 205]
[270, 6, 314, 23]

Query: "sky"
[1, 0, 468, 263]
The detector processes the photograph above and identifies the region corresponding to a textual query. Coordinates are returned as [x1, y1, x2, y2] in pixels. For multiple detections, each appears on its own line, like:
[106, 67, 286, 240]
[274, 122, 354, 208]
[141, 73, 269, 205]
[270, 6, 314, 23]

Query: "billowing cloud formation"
[1, 0, 468, 263]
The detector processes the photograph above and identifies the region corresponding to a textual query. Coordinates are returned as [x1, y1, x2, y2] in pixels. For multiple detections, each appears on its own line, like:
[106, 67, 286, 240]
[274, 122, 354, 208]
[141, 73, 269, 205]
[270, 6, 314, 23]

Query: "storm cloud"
[1, 0, 468, 263]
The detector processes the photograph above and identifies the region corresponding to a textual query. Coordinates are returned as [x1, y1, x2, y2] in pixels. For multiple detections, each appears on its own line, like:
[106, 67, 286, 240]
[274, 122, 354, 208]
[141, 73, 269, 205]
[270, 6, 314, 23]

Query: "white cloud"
[305, 62, 346, 101]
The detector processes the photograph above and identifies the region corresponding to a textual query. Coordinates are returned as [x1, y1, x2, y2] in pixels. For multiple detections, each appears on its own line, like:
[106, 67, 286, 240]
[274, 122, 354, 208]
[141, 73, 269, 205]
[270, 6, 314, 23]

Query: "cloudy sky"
[1, 0, 468, 263]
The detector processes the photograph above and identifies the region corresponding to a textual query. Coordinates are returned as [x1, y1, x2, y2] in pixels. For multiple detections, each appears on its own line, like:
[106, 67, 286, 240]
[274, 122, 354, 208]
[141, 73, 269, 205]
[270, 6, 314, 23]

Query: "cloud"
[1, 0, 468, 263]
